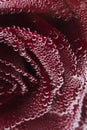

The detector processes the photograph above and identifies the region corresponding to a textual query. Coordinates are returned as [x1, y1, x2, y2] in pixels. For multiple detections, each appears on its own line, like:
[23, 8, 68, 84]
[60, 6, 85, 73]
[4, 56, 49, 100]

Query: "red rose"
[0, 0, 87, 130]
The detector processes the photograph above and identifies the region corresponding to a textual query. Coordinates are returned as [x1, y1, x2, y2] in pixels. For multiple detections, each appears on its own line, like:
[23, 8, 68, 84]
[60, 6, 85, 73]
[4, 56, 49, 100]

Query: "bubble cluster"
[0, 0, 87, 130]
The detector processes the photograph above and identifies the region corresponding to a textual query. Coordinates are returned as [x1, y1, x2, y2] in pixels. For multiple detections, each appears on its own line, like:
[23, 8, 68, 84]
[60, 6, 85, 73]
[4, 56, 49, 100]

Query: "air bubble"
[52, 48, 56, 53]
[55, 49, 59, 55]
[47, 38, 53, 45]
[58, 44, 64, 50]
[62, 9, 66, 13]
[53, 31, 59, 39]
[38, 37, 43, 42]
[13, 47, 18, 52]
[5, 61, 10, 66]
[32, 35, 37, 41]
[71, 64, 76, 72]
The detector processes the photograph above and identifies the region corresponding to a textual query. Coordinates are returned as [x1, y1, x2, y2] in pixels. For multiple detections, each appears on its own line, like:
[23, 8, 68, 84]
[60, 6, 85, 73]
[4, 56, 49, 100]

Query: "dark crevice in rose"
[0, 41, 36, 79]
[22, 57, 37, 78]
[22, 76, 37, 91]
[0, 13, 31, 27]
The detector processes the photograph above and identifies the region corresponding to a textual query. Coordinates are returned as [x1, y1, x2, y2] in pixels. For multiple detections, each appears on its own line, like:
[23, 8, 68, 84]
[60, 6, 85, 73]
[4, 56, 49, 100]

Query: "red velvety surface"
[0, 0, 87, 130]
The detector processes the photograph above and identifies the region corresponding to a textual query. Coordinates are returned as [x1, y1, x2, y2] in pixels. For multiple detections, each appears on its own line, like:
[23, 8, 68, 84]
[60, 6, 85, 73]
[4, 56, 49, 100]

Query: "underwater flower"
[0, 0, 87, 130]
